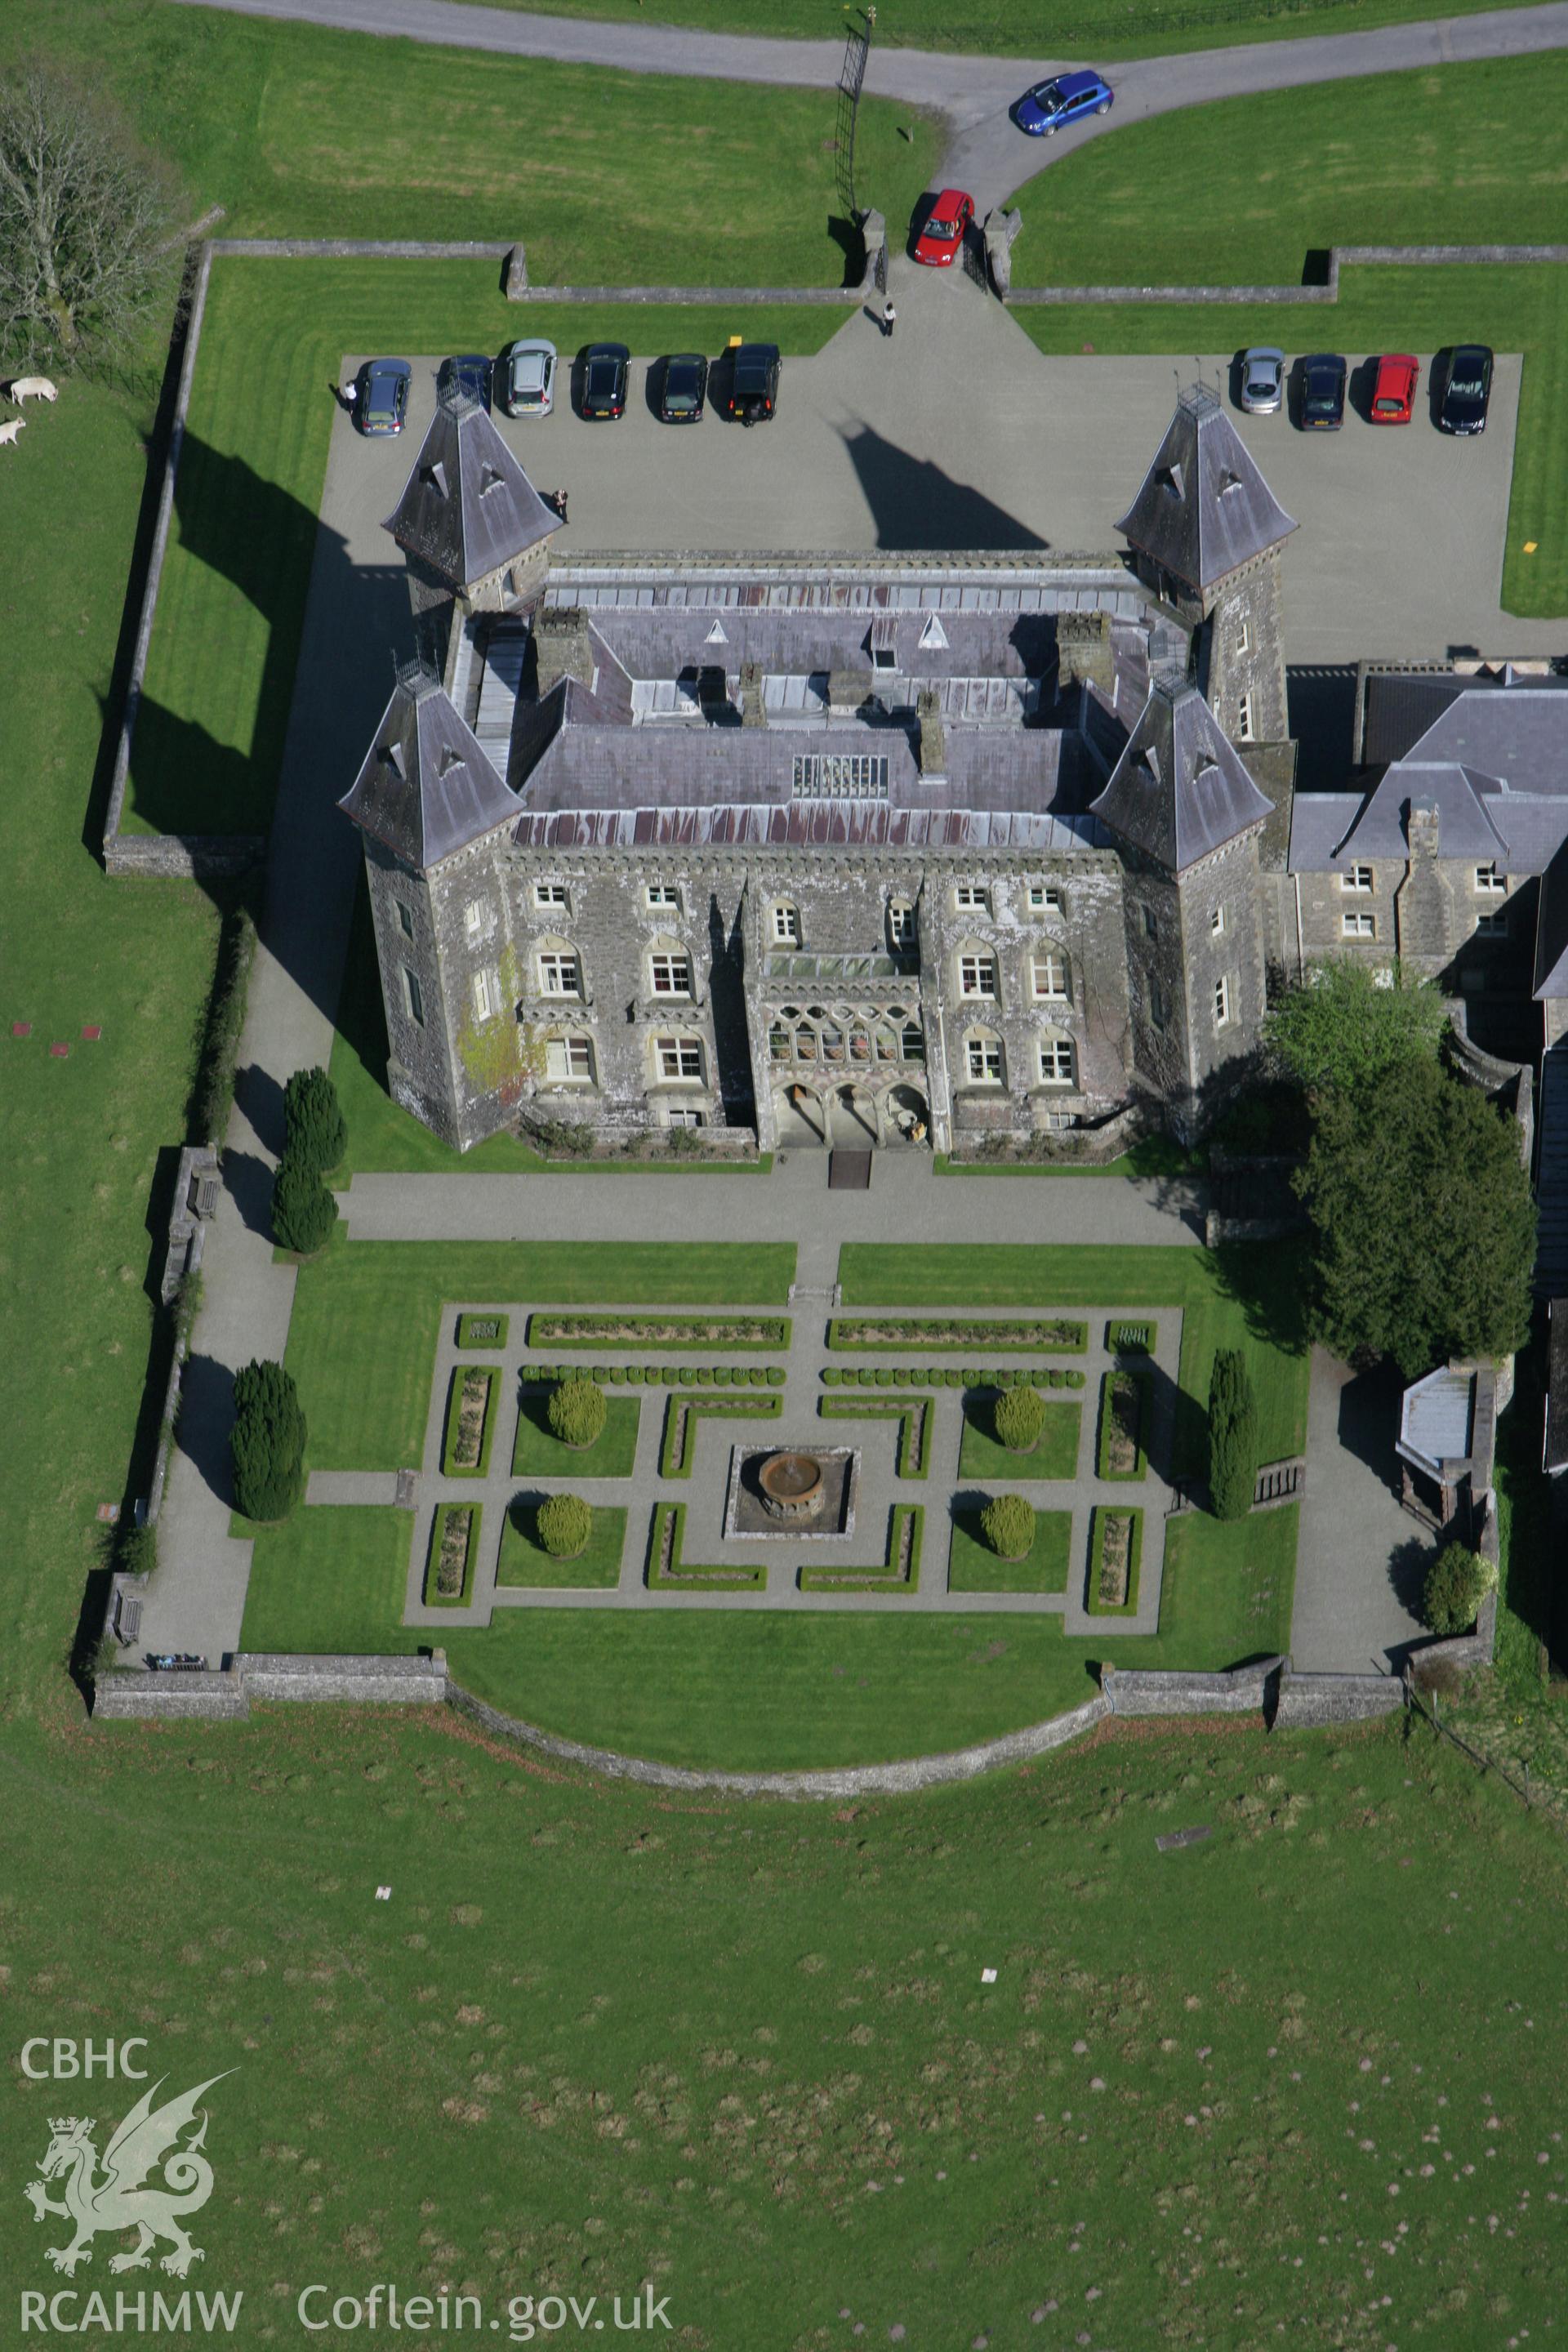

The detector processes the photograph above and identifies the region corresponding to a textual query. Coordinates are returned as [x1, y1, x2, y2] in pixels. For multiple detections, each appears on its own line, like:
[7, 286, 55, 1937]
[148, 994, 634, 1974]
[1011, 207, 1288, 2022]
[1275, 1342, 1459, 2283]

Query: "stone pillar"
[858, 209, 886, 300]
[532, 604, 592, 697]
[504, 244, 528, 300]
[983, 207, 1022, 299]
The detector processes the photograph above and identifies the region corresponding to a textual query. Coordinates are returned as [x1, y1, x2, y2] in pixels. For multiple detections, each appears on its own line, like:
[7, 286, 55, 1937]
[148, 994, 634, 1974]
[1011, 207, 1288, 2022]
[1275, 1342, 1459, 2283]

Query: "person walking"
[883, 298, 897, 341]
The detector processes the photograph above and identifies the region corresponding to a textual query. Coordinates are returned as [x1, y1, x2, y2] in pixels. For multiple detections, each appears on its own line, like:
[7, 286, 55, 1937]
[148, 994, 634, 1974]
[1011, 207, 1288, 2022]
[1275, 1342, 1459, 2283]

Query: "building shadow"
[1334, 1361, 1405, 1495]
[1286, 663, 1359, 793]
[840, 422, 1049, 552]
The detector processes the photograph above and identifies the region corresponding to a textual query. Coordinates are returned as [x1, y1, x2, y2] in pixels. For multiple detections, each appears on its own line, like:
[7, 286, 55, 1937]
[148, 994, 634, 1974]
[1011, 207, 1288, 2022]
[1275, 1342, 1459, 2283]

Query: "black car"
[725, 342, 780, 425]
[581, 343, 630, 421]
[1298, 352, 1348, 431]
[1437, 344, 1494, 435]
[437, 352, 492, 412]
[659, 352, 709, 424]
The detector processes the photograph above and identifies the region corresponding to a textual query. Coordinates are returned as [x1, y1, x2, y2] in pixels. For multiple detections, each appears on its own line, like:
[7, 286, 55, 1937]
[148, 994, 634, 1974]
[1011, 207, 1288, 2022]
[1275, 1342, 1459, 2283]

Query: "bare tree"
[0, 65, 182, 368]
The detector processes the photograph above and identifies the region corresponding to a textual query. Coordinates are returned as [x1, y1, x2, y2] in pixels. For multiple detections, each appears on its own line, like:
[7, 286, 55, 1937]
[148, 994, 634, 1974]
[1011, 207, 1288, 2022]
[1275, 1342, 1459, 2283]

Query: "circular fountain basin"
[758, 1450, 826, 1521]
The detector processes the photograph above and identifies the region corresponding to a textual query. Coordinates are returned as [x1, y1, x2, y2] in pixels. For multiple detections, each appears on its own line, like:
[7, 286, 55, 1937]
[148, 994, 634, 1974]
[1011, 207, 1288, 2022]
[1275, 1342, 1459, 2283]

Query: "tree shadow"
[219, 1147, 274, 1240]
[1204, 1234, 1313, 1361]
[1387, 1530, 1434, 1624]
[840, 421, 1049, 552]
[176, 1351, 238, 1505]
[1335, 1361, 1405, 1495]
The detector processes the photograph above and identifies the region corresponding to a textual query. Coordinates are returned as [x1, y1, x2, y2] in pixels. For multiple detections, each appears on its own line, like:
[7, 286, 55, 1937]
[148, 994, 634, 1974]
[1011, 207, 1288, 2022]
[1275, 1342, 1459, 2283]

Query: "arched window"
[543, 1032, 595, 1085]
[1030, 949, 1070, 1004]
[1037, 1031, 1075, 1087]
[964, 1029, 1004, 1087]
[771, 901, 801, 947]
[535, 936, 581, 998]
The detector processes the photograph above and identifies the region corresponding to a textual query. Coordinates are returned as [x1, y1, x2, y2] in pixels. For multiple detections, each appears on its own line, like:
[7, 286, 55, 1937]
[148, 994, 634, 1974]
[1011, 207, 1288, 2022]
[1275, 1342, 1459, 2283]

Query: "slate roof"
[1116, 385, 1297, 592]
[340, 664, 519, 871]
[1361, 670, 1468, 765]
[1397, 1365, 1476, 1477]
[1320, 682, 1568, 875]
[384, 389, 562, 591]
[1088, 680, 1275, 873]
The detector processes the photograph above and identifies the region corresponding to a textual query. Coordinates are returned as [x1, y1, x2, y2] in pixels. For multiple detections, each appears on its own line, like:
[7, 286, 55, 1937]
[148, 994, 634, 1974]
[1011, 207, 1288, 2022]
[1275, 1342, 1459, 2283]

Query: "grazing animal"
[7, 376, 58, 404]
[0, 419, 25, 449]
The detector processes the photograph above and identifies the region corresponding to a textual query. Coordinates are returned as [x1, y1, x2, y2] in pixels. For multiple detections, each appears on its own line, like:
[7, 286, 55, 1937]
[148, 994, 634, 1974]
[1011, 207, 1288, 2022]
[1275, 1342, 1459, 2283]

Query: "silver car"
[497, 338, 557, 418]
[1238, 345, 1285, 414]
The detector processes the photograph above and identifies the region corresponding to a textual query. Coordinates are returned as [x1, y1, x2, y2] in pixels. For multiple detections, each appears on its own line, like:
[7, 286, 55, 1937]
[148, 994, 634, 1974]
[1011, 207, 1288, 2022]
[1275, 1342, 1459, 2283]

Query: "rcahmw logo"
[20, 2043, 243, 2334]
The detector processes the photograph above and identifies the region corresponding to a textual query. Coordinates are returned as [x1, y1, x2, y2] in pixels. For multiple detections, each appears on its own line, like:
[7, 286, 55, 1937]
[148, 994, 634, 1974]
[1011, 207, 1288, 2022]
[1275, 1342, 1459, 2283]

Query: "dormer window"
[1158, 462, 1184, 498]
[1142, 746, 1162, 785]
[772, 901, 800, 946]
[918, 613, 948, 652]
[438, 744, 463, 777]
[423, 460, 448, 497]
[479, 463, 505, 496]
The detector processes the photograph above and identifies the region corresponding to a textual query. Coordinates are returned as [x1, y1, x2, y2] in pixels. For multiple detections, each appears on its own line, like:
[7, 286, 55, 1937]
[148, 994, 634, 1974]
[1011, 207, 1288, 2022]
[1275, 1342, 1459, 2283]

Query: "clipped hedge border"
[1096, 1365, 1152, 1484]
[424, 1501, 480, 1607]
[528, 1312, 790, 1350]
[519, 1361, 786, 1391]
[647, 1502, 767, 1592]
[1107, 1319, 1155, 1355]
[817, 1393, 929, 1480]
[828, 1316, 1087, 1354]
[661, 1391, 783, 1478]
[457, 1312, 510, 1350]
[441, 1365, 498, 1479]
[1087, 1505, 1143, 1617]
[821, 1363, 1084, 1392]
[800, 1503, 923, 1595]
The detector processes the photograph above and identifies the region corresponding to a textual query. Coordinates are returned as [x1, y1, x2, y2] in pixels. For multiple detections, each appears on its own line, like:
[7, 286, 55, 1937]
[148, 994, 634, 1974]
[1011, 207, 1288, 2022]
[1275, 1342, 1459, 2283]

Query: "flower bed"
[424, 1502, 479, 1606]
[1088, 1505, 1143, 1615]
[1107, 1319, 1154, 1354]
[441, 1365, 497, 1478]
[528, 1312, 790, 1350]
[646, 1503, 766, 1592]
[457, 1312, 510, 1349]
[817, 1394, 929, 1479]
[800, 1505, 923, 1595]
[1097, 1365, 1151, 1482]
[821, 1363, 1084, 1392]
[828, 1316, 1086, 1352]
[661, 1391, 782, 1478]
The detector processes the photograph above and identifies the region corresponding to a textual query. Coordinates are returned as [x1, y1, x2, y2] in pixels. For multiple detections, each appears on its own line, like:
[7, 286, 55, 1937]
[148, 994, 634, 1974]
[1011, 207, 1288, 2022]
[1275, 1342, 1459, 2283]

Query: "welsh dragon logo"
[24, 2074, 232, 2278]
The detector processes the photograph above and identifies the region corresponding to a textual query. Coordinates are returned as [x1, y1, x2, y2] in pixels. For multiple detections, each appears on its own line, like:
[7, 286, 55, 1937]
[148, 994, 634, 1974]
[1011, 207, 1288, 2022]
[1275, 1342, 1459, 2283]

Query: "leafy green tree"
[271, 1152, 339, 1256]
[230, 1360, 307, 1523]
[547, 1376, 607, 1450]
[1266, 960, 1446, 1097]
[1297, 1057, 1535, 1376]
[979, 1493, 1035, 1560]
[537, 1494, 592, 1559]
[1423, 1541, 1497, 1636]
[283, 1066, 346, 1176]
[1207, 1348, 1258, 1522]
[993, 1384, 1045, 1454]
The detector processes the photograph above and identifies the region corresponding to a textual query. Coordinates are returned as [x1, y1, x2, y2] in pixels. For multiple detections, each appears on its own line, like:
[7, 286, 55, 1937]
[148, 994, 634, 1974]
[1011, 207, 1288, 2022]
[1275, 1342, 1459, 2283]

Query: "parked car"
[724, 342, 780, 425]
[497, 339, 557, 418]
[1238, 346, 1285, 414]
[913, 188, 974, 268]
[1013, 69, 1114, 136]
[581, 343, 630, 421]
[354, 358, 411, 436]
[659, 353, 709, 424]
[1369, 353, 1419, 425]
[1298, 353, 1348, 431]
[1436, 344, 1494, 435]
[437, 353, 492, 411]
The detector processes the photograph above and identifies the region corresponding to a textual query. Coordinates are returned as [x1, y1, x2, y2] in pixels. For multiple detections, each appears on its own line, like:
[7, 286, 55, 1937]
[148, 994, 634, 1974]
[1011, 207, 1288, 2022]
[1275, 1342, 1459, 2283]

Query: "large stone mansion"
[340, 381, 1568, 1156]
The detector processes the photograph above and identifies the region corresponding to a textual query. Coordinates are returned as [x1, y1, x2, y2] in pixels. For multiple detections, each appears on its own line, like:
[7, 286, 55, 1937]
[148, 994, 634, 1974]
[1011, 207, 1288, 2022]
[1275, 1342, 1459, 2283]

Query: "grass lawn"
[239, 1505, 420, 1652]
[957, 1396, 1082, 1481]
[511, 1392, 641, 1479]
[284, 1235, 795, 1471]
[497, 1499, 627, 1589]
[935, 1134, 1194, 1178]
[948, 1506, 1072, 1594]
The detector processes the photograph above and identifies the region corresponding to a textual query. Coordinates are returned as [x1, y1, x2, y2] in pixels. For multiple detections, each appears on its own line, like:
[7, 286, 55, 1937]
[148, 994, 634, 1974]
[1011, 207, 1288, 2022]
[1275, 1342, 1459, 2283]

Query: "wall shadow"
[840, 421, 1048, 552]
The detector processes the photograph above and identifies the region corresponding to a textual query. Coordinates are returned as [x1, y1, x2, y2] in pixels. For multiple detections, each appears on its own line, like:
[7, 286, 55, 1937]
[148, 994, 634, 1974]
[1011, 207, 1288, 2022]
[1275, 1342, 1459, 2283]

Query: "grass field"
[239, 1504, 417, 1652]
[957, 1395, 1082, 1481]
[498, 1499, 629, 1588]
[948, 1505, 1073, 1592]
[511, 1392, 642, 1479]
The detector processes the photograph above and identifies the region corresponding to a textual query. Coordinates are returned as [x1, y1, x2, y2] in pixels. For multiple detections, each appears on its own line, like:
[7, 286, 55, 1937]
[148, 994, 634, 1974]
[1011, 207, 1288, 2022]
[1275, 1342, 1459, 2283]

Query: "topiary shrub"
[696, 1367, 713, 1386]
[230, 1359, 307, 1523]
[608, 1365, 626, 1384]
[766, 1365, 786, 1387]
[547, 1376, 607, 1451]
[715, 1365, 731, 1386]
[994, 1383, 1045, 1454]
[283, 1065, 347, 1177]
[626, 1365, 644, 1386]
[1423, 1541, 1497, 1636]
[979, 1493, 1036, 1561]
[537, 1493, 592, 1560]
[1207, 1348, 1258, 1521]
[270, 1151, 338, 1256]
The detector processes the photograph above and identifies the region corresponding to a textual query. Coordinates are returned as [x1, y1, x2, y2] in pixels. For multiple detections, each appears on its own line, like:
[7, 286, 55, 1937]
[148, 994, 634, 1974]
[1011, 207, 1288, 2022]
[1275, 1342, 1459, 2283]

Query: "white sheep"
[0, 418, 25, 449]
[7, 376, 58, 403]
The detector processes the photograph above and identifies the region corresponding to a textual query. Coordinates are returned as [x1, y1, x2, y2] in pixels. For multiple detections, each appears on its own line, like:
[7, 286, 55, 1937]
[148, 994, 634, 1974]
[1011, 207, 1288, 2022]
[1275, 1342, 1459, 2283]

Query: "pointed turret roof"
[339, 662, 519, 871]
[1089, 681, 1273, 874]
[1116, 385, 1296, 593]
[384, 388, 562, 592]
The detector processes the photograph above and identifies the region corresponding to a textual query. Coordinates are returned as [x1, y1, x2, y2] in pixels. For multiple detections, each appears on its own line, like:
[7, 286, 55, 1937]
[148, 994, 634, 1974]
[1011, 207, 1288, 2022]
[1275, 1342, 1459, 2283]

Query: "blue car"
[1013, 69, 1114, 136]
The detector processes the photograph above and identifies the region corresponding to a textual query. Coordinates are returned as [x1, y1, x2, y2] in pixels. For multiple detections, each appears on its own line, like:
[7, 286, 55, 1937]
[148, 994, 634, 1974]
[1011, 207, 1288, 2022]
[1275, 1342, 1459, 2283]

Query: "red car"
[1370, 353, 1419, 425]
[913, 188, 974, 268]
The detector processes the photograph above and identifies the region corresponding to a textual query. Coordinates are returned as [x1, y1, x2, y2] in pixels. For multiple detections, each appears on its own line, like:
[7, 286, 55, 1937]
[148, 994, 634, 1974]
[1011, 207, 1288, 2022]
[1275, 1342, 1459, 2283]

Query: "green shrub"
[696, 1367, 713, 1386]
[979, 1493, 1035, 1561]
[118, 1521, 158, 1581]
[191, 906, 257, 1147]
[626, 1365, 644, 1386]
[547, 1377, 607, 1451]
[230, 1359, 307, 1523]
[1423, 1541, 1497, 1636]
[1207, 1348, 1258, 1521]
[766, 1365, 785, 1387]
[994, 1383, 1045, 1454]
[590, 1364, 610, 1383]
[945, 1370, 962, 1388]
[822, 1367, 841, 1387]
[749, 1366, 765, 1387]
[283, 1065, 347, 1177]
[270, 1151, 338, 1256]
[537, 1493, 592, 1560]
[715, 1365, 732, 1386]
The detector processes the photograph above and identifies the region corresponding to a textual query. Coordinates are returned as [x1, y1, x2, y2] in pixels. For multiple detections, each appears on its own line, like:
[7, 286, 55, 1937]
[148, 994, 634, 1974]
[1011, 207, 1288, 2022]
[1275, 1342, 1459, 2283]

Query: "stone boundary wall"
[943, 1096, 1152, 1171]
[1008, 242, 1568, 307]
[93, 1652, 447, 1718]
[93, 1668, 247, 1722]
[1102, 1655, 1285, 1716]
[1272, 1668, 1405, 1728]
